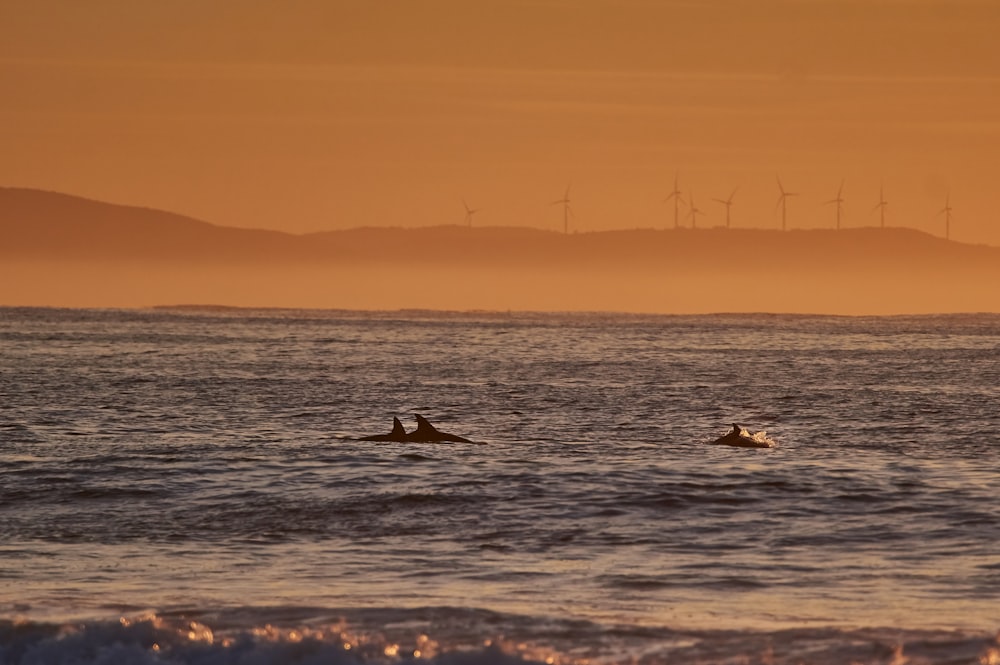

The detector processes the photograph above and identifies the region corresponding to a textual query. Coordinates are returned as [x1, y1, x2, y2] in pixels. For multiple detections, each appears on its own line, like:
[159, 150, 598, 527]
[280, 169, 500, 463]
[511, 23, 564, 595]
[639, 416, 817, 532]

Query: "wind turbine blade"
[776, 175, 785, 195]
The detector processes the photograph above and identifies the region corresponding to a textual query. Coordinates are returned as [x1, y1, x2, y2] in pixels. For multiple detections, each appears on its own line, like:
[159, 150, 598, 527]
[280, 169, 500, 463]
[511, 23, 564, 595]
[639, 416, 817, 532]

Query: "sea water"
[1, 307, 998, 664]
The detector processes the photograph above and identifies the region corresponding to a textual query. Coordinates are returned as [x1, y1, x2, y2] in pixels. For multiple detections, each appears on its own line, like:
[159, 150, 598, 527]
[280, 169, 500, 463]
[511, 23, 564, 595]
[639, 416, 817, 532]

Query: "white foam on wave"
[748, 430, 777, 447]
[1, 612, 997, 665]
[0, 613, 555, 665]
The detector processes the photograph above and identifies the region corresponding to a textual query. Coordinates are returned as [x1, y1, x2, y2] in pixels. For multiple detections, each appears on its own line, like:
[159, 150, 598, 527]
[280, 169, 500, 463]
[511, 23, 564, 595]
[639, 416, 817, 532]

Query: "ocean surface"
[1, 306, 998, 665]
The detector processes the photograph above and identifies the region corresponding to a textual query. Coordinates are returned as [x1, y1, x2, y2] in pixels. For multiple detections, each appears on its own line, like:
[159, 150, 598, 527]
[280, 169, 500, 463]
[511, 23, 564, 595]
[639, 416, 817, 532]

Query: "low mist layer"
[3, 260, 997, 315]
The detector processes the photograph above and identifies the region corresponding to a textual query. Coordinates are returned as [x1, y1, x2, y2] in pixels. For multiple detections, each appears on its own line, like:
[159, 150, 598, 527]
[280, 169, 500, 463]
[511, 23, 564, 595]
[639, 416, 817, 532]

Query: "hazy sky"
[3, 1, 999, 244]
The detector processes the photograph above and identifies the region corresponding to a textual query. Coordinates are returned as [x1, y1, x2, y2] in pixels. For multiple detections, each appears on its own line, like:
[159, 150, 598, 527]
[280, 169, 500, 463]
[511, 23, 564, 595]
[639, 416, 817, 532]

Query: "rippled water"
[1, 307, 998, 664]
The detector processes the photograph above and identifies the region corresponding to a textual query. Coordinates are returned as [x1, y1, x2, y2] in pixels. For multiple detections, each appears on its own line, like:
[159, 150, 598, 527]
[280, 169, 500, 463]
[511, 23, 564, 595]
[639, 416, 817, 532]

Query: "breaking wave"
[1, 610, 997, 665]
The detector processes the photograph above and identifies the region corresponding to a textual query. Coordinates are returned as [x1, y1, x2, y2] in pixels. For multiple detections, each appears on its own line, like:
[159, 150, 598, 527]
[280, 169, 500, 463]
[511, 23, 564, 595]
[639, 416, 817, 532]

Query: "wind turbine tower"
[664, 172, 684, 229]
[873, 185, 888, 229]
[825, 180, 845, 230]
[462, 199, 479, 228]
[550, 184, 573, 234]
[775, 176, 798, 231]
[687, 191, 705, 229]
[939, 193, 953, 240]
[713, 188, 738, 228]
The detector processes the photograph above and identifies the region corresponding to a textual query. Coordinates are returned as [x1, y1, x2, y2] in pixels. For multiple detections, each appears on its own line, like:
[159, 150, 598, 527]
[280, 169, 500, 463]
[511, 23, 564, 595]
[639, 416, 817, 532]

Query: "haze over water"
[2, 307, 998, 664]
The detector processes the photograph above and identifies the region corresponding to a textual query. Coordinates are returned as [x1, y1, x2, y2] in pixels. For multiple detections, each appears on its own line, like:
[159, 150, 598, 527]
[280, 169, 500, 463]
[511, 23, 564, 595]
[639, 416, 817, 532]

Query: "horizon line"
[3, 303, 999, 319]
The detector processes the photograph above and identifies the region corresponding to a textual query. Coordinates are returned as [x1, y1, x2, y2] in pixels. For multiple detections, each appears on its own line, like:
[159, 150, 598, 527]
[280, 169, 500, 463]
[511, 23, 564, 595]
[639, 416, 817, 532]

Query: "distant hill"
[2, 187, 998, 313]
[2, 186, 998, 267]
[0, 187, 303, 261]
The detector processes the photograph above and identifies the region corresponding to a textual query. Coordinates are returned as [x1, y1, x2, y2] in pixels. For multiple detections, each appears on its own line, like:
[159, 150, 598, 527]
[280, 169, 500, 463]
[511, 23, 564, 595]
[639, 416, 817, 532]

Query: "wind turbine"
[663, 172, 684, 229]
[825, 179, 845, 230]
[938, 193, 953, 240]
[775, 176, 798, 231]
[550, 184, 572, 234]
[687, 191, 705, 229]
[462, 199, 479, 228]
[712, 187, 738, 228]
[873, 184, 888, 228]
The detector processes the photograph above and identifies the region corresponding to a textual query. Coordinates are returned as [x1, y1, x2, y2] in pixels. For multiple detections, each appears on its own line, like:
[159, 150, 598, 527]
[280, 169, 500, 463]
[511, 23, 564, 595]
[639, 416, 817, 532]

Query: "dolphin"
[359, 416, 409, 442]
[407, 414, 474, 443]
[711, 423, 774, 449]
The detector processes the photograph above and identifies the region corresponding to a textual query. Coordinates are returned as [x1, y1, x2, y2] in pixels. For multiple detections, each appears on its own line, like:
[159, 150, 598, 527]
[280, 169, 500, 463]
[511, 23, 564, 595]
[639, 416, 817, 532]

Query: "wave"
[1, 609, 997, 665]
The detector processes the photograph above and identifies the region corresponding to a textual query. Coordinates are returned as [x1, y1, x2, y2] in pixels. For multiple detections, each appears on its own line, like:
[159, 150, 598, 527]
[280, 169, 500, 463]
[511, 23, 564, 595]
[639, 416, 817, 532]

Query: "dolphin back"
[409, 414, 474, 443]
[360, 416, 410, 442]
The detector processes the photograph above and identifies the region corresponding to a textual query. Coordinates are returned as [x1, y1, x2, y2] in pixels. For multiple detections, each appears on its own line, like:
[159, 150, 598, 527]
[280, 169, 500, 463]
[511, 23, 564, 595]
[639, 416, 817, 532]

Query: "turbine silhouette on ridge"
[663, 172, 684, 229]
[825, 179, 845, 230]
[775, 175, 798, 231]
[938, 192, 954, 240]
[462, 199, 479, 228]
[550, 184, 573, 234]
[872, 184, 888, 229]
[712, 187, 738, 228]
[687, 191, 705, 229]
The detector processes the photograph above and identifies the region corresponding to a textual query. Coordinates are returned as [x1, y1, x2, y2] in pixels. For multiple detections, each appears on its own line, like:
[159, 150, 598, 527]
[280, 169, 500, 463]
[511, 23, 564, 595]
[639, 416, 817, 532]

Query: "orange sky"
[3, 1, 999, 245]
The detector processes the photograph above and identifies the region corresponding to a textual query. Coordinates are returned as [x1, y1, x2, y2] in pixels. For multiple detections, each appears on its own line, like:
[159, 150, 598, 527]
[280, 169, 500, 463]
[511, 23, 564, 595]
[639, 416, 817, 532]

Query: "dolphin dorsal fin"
[414, 414, 439, 434]
[391, 417, 406, 436]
